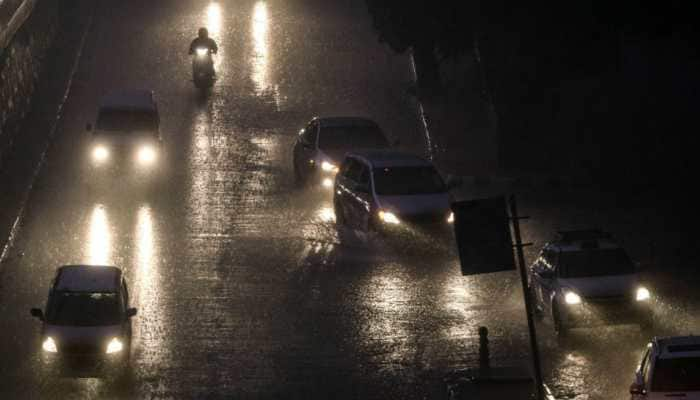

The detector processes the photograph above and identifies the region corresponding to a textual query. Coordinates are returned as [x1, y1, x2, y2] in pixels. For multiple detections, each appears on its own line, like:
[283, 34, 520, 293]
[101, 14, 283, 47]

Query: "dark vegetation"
[366, 1, 698, 187]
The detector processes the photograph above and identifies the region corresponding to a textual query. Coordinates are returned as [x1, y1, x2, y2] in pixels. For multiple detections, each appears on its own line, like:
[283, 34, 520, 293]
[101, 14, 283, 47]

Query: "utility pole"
[509, 195, 545, 400]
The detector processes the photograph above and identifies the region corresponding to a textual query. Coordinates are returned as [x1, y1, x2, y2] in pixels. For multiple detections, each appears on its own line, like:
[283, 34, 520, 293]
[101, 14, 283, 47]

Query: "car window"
[318, 125, 388, 150]
[46, 291, 123, 327]
[97, 109, 159, 132]
[372, 166, 446, 195]
[651, 356, 700, 392]
[558, 248, 635, 278]
[357, 164, 370, 186]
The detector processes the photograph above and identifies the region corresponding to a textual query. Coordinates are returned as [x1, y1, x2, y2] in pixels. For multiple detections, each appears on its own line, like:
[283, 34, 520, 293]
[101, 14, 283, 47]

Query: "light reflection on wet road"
[0, 0, 697, 399]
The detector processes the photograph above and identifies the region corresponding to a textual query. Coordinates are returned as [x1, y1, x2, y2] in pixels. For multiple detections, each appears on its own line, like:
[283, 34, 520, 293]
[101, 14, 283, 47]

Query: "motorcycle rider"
[189, 27, 218, 55]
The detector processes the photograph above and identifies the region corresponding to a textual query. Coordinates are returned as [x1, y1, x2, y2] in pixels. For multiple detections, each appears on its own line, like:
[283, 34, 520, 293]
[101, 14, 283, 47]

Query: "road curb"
[0, 7, 94, 264]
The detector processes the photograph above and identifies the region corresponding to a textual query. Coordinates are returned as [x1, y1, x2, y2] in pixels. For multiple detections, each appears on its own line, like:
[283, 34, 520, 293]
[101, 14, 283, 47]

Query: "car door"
[294, 121, 319, 177]
[336, 158, 363, 229]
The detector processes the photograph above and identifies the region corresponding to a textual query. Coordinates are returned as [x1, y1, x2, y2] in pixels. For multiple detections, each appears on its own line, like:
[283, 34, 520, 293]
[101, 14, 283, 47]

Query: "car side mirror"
[629, 382, 645, 395]
[126, 308, 137, 318]
[30, 308, 44, 321]
[86, 123, 93, 132]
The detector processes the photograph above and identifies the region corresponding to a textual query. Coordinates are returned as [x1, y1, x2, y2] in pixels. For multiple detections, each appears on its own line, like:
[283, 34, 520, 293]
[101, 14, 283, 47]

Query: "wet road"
[0, 1, 698, 399]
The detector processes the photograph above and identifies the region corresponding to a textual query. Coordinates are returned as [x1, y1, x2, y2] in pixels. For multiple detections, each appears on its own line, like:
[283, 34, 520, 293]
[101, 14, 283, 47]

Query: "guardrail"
[0, 0, 36, 53]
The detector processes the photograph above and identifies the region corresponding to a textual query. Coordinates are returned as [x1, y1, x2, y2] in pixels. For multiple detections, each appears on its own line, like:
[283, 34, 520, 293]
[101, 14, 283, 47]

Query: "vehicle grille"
[61, 343, 103, 355]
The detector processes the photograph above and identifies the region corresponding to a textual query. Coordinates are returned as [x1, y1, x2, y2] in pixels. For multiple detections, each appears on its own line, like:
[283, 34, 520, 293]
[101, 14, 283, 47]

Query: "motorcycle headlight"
[564, 291, 582, 305]
[196, 48, 208, 57]
[137, 145, 157, 165]
[636, 286, 651, 301]
[447, 212, 454, 224]
[378, 210, 400, 225]
[92, 145, 109, 162]
[42, 337, 58, 353]
[106, 337, 123, 354]
[321, 161, 339, 173]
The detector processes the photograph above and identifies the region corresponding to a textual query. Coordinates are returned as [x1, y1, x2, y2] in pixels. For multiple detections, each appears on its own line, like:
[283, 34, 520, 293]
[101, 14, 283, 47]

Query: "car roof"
[99, 90, 156, 111]
[315, 116, 378, 128]
[545, 230, 622, 252]
[654, 336, 700, 359]
[54, 265, 122, 293]
[347, 150, 432, 168]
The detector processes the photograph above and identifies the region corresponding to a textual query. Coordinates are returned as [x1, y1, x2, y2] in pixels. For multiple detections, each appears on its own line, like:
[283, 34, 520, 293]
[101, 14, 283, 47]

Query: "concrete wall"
[0, 0, 58, 166]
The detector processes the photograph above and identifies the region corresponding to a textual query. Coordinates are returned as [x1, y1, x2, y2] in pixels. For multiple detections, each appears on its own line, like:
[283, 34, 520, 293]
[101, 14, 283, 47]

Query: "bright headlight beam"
[378, 211, 400, 225]
[321, 161, 339, 173]
[322, 178, 333, 188]
[93, 146, 109, 162]
[137, 146, 156, 164]
[196, 48, 209, 57]
[42, 337, 58, 353]
[636, 287, 651, 301]
[106, 337, 123, 354]
[564, 291, 582, 305]
[447, 212, 454, 223]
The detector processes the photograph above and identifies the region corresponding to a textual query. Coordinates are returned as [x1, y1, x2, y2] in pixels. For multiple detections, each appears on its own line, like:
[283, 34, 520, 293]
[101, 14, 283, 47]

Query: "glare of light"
[92, 145, 109, 162]
[318, 207, 336, 222]
[196, 48, 209, 57]
[42, 337, 57, 353]
[106, 337, 123, 354]
[136, 206, 154, 271]
[322, 178, 334, 188]
[564, 291, 582, 305]
[251, 1, 270, 92]
[378, 210, 400, 225]
[321, 161, 339, 173]
[205, 2, 222, 37]
[88, 205, 111, 265]
[137, 145, 157, 165]
[447, 212, 454, 224]
[636, 287, 651, 301]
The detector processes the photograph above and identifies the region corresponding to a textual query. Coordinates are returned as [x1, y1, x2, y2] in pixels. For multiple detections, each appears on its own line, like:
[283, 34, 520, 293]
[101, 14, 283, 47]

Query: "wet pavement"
[0, 1, 698, 399]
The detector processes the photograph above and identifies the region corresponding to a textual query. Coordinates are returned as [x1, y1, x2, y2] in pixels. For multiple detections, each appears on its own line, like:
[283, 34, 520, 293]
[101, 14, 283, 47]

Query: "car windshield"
[373, 166, 446, 195]
[558, 248, 635, 278]
[46, 292, 122, 326]
[96, 109, 158, 132]
[318, 126, 388, 150]
[651, 357, 700, 392]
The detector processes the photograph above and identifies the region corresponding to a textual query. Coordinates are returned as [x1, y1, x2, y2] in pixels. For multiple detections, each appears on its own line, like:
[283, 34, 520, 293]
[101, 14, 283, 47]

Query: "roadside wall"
[0, 0, 58, 166]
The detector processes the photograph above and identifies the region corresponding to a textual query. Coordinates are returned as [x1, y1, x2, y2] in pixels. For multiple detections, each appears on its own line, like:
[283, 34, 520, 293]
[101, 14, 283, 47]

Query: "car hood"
[376, 193, 450, 216]
[44, 324, 123, 347]
[558, 274, 640, 298]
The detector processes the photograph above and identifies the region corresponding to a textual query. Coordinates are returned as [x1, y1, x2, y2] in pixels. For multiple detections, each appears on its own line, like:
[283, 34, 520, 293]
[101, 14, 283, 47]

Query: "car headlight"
[196, 48, 208, 57]
[106, 337, 123, 354]
[42, 337, 58, 353]
[92, 145, 109, 162]
[447, 212, 454, 224]
[321, 161, 339, 173]
[378, 210, 400, 225]
[564, 291, 582, 305]
[137, 145, 157, 164]
[636, 286, 651, 301]
[322, 177, 334, 188]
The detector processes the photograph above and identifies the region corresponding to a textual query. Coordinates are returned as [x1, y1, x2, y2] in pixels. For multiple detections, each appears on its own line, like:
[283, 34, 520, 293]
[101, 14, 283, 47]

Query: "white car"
[630, 336, 700, 399]
[528, 230, 654, 336]
[292, 117, 391, 188]
[333, 150, 455, 234]
[87, 90, 162, 174]
[30, 265, 136, 376]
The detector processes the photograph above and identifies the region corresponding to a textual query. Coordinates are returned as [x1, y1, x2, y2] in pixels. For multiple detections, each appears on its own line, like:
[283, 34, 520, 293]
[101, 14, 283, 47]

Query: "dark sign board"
[452, 196, 516, 275]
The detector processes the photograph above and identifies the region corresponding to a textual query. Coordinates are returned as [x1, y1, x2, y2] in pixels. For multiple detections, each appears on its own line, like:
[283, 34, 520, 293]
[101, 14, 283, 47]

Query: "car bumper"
[41, 352, 128, 377]
[558, 299, 652, 328]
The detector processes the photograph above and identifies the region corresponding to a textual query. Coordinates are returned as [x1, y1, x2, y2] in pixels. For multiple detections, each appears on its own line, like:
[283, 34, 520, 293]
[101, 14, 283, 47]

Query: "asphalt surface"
[0, 1, 698, 399]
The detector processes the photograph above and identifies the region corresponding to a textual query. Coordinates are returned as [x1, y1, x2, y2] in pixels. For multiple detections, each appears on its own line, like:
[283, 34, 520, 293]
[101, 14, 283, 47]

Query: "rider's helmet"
[198, 27, 209, 39]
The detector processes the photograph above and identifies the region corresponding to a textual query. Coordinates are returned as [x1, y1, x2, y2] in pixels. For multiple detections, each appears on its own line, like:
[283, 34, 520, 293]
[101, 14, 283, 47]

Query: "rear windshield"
[97, 109, 158, 132]
[46, 292, 122, 326]
[373, 166, 446, 196]
[558, 248, 635, 278]
[651, 357, 700, 392]
[318, 126, 388, 150]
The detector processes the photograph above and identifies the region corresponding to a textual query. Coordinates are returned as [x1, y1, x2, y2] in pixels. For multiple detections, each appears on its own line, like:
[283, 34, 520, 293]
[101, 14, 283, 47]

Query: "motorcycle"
[192, 47, 215, 89]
